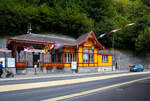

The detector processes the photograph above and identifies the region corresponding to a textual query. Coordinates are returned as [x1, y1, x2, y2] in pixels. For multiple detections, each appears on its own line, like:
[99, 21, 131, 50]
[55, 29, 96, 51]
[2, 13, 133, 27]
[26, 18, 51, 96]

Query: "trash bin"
[117, 66, 120, 70]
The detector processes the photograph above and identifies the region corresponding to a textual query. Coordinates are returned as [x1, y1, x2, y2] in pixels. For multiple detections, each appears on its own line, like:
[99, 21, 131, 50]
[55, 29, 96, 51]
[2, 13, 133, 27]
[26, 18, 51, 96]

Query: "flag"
[108, 28, 121, 34]
[28, 46, 34, 50]
[123, 22, 135, 29]
[49, 42, 56, 51]
[44, 45, 49, 55]
[99, 33, 106, 38]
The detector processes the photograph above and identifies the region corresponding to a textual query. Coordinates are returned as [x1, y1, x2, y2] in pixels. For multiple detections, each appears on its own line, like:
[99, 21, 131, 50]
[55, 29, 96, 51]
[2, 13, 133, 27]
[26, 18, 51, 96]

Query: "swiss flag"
[49, 42, 56, 51]
[28, 46, 34, 50]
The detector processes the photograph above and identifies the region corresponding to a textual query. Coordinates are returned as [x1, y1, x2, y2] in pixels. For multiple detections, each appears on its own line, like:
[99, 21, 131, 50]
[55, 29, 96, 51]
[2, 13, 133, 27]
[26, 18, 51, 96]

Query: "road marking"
[0, 72, 149, 93]
[43, 76, 150, 101]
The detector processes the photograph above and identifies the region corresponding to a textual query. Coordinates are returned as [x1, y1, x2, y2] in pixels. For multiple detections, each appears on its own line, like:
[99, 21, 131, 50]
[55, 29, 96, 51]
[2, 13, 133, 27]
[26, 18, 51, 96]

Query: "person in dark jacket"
[0, 62, 3, 78]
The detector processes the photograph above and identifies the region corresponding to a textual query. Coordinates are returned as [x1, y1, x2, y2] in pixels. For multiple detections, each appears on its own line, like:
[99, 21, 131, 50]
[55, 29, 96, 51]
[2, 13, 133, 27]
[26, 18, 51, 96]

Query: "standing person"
[0, 62, 3, 78]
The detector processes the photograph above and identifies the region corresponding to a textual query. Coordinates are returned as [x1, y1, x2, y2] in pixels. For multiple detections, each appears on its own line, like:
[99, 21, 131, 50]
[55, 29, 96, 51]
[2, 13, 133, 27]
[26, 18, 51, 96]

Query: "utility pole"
[112, 33, 115, 71]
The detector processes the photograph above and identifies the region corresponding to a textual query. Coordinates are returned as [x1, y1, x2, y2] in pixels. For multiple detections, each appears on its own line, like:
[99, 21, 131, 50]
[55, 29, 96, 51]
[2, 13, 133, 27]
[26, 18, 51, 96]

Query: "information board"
[7, 58, 15, 67]
[71, 61, 77, 70]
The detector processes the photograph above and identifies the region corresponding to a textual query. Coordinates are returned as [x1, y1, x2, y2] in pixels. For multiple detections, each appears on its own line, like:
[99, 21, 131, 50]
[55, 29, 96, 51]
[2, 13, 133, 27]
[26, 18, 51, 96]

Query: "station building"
[7, 31, 113, 73]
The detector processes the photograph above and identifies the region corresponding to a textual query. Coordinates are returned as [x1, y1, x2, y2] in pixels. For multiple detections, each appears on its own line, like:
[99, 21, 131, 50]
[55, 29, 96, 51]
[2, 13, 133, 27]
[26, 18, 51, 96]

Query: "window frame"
[71, 53, 76, 62]
[65, 53, 70, 63]
[83, 49, 94, 63]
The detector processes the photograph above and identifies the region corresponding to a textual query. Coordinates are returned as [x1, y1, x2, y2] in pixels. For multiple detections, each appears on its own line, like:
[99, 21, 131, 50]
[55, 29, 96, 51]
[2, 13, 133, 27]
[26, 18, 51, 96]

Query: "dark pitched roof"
[76, 32, 90, 44]
[8, 31, 104, 49]
[9, 33, 76, 46]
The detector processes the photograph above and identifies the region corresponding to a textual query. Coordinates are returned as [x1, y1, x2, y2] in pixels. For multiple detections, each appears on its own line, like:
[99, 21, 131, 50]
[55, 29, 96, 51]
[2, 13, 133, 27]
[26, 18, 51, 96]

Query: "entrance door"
[33, 54, 40, 67]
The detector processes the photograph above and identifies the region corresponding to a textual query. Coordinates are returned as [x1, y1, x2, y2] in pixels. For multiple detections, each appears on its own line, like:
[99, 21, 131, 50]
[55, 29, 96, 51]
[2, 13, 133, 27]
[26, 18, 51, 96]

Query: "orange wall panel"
[78, 47, 83, 63]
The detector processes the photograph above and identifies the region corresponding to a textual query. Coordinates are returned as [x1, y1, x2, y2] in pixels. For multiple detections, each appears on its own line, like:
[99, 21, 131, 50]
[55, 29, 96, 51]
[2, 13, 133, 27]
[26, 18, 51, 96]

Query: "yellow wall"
[63, 40, 112, 67]
[98, 55, 112, 66]
[77, 40, 112, 67]
[78, 46, 83, 63]
[83, 40, 93, 47]
[94, 49, 98, 67]
[64, 63, 71, 67]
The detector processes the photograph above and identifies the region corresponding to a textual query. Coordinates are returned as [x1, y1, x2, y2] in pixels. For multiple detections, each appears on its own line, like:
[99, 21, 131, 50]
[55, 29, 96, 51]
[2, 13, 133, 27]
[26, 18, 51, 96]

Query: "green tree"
[135, 27, 150, 54]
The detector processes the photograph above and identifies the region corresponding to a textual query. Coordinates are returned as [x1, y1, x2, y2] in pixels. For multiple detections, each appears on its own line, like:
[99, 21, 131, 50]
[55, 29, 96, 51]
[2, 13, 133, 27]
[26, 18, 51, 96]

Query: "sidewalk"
[0, 70, 129, 80]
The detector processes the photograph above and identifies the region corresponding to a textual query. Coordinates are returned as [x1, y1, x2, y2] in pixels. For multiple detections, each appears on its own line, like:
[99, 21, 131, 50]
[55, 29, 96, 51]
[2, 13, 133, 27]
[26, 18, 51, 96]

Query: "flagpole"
[112, 32, 117, 71]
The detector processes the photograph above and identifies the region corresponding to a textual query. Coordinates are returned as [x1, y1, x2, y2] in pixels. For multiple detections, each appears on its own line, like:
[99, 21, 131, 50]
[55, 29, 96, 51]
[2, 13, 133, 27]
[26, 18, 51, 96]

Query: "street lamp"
[112, 33, 115, 71]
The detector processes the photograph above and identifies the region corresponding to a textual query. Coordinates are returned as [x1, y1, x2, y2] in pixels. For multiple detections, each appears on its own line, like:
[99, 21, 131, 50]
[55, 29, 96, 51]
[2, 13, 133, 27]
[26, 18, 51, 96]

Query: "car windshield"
[136, 64, 143, 67]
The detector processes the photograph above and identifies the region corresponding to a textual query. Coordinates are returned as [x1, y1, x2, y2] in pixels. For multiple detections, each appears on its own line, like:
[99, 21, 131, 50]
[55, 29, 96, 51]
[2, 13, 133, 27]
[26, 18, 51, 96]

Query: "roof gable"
[76, 31, 105, 49]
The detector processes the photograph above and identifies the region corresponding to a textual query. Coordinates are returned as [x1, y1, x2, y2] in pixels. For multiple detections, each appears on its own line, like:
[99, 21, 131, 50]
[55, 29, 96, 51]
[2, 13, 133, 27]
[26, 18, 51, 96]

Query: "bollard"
[34, 65, 37, 75]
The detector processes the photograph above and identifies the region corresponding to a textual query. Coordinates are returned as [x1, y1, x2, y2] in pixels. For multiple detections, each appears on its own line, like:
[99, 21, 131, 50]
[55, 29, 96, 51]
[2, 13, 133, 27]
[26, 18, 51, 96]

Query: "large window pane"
[83, 49, 94, 63]
[71, 53, 75, 62]
[102, 55, 108, 62]
[89, 54, 94, 63]
[83, 54, 88, 63]
[65, 53, 70, 63]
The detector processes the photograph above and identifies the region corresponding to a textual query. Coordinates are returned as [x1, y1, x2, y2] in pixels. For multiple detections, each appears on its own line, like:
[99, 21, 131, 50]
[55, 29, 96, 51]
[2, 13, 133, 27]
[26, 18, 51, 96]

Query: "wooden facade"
[7, 31, 112, 69]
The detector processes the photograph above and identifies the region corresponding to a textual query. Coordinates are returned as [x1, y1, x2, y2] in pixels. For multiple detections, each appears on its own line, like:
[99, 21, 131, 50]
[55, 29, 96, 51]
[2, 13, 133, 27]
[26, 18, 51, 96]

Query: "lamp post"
[112, 33, 115, 71]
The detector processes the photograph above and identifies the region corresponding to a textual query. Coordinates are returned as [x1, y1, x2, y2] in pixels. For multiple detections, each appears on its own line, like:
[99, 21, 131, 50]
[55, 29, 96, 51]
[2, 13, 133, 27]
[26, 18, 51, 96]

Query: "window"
[83, 54, 88, 63]
[65, 53, 70, 63]
[89, 54, 94, 63]
[102, 55, 108, 62]
[83, 49, 94, 63]
[71, 53, 75, 62]
[89, 50, 93, 63]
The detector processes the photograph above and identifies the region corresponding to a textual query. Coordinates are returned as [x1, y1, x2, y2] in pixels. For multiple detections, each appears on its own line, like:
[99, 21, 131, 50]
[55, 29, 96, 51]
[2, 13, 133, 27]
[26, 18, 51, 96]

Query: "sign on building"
[71, 61, 77, 70]
[7, 58, 15, 67]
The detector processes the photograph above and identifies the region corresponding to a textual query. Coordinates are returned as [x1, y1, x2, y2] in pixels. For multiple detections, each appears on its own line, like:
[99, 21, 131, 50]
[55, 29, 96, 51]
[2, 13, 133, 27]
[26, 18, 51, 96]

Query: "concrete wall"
[114, 50, 150, 70]
[0, 39, 7, 49]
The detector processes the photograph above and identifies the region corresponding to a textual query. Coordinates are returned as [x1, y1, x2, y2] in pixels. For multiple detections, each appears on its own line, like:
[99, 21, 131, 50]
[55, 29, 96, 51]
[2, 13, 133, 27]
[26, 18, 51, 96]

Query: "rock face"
[0, 39, 7, 49]
[0, 39, 12, 58]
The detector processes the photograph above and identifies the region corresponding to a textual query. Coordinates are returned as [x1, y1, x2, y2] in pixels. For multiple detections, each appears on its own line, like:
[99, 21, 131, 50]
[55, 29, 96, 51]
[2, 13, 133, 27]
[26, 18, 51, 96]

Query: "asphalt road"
[0, 71, 150, 101]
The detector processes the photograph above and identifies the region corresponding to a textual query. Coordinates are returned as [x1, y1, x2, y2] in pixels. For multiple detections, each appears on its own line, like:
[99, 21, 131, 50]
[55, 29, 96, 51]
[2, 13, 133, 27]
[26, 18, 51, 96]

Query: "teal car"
[130, 64, 144, 72]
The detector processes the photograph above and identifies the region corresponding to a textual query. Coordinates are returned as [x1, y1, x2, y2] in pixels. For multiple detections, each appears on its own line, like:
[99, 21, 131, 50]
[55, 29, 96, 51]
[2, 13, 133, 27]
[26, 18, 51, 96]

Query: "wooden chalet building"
[7, 31, 113, 73]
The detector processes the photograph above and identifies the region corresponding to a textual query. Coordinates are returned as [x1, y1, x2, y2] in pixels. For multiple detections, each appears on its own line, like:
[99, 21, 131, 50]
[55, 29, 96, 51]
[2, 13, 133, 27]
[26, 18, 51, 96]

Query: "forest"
[0, 0, 150, 54]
